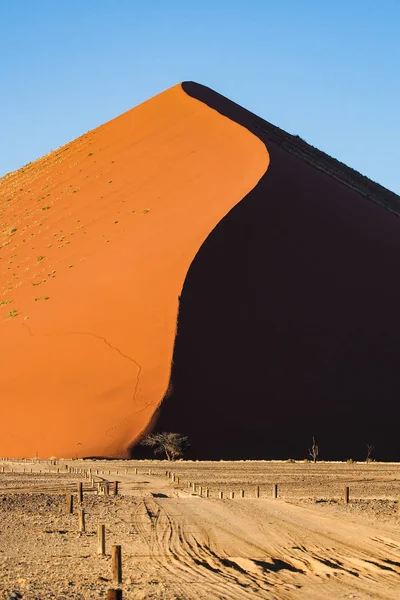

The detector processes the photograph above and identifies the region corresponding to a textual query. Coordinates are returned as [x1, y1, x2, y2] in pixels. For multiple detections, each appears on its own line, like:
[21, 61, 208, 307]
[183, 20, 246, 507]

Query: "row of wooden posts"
[65, 478, 123, 599]
[165, 470, 355, 503]
[1, 464, 387, 506]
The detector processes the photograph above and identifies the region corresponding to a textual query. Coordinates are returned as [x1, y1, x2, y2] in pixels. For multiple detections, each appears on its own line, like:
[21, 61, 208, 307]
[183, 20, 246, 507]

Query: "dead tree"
[140, 432, 189, 461]
[309, 437, 319, 463]
[366, 444, 374, 463]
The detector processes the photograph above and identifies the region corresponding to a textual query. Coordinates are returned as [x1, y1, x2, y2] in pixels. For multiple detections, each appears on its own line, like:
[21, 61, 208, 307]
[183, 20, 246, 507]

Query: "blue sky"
[1, 0, 399, 194]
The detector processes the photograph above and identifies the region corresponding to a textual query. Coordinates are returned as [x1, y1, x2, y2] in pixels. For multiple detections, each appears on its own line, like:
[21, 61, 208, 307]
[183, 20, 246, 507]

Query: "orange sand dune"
[0, 84, 268, 458]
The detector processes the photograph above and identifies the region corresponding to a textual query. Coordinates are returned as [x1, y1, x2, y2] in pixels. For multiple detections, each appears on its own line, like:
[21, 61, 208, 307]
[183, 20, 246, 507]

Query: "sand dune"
[0, 84, 267, 458]
[1, 81, 400, 460]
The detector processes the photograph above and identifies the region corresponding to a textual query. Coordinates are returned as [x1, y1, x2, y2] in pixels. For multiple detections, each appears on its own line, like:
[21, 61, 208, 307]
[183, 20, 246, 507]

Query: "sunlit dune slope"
[0, 84, 268, 458]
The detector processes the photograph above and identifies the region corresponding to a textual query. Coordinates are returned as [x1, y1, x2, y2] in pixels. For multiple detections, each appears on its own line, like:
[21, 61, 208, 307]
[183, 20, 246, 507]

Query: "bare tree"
[140, 432, 189, 461]
[366, 444, 374, 463]
[309, 437, 319, 463]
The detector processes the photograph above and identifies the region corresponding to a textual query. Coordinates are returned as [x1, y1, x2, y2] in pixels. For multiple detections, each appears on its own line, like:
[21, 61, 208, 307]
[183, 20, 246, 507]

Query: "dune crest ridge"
[0, 83, 268, 459]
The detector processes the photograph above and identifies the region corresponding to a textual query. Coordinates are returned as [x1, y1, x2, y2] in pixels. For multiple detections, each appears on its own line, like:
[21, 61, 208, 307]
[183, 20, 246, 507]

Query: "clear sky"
[1, 0, 399, 194]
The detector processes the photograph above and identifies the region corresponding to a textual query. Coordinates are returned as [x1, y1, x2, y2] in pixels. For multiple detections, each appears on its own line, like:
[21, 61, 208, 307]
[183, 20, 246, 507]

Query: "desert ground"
[1, 459, 399, 599]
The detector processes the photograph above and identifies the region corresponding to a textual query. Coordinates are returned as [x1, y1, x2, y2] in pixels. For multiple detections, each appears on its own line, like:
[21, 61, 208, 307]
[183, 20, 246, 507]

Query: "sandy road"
[116, 471, 400, 599]
[1, 463, 399, 598]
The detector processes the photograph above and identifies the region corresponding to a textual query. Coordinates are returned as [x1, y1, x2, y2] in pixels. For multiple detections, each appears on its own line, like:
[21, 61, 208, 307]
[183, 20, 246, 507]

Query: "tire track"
[131, 498, 275, 599]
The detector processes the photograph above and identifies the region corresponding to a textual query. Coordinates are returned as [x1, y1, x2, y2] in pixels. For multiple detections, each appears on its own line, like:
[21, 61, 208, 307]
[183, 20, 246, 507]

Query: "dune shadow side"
[137, 83, 400, 461]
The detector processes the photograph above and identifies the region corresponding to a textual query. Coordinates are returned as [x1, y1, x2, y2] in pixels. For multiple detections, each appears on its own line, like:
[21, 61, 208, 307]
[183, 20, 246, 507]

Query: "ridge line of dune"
[140, 85, 271, 447]
[181, 82, 400, 217]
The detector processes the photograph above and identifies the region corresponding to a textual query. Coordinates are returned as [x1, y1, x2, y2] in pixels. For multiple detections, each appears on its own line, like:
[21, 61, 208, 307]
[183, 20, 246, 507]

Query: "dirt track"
[1, 460, 400, 599]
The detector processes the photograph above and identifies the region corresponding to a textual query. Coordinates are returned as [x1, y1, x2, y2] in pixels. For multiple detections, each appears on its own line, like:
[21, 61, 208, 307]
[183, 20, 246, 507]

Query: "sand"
[0, 84, 267, 459]
[1, 459, 400, 599]
[1, 80, 400, 462]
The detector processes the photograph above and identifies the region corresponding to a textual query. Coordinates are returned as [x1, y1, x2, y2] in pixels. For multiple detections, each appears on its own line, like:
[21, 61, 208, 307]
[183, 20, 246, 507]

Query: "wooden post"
[240, 489, 244, 498]
[107, 590, 122, 600]
[134, 467, 138, 475]
[78, 508, 86, 533]
[149, 469, 152, 476]
[198, 486, 202, 496]
[97, 524, 105, 555]
[230, 491, 235, 499]
[104, 483, 110, 496]
[255, 486, 260, 498]
[113, 481, 119, 496]
[66, 493, 73, 514]
[112, 545, 122, 585]
[176, 476, 180, 485]
[344, 486, 350, 504]
[78, 481, 83, 503]
[272, 484, 278, 499]
[192, 483, 196, 492]
[91, 478, 94, 488]
[219, 491, 223, 499]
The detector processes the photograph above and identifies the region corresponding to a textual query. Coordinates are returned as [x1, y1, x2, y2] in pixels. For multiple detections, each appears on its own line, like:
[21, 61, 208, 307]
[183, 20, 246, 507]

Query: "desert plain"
[1, 458, 400, 599]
